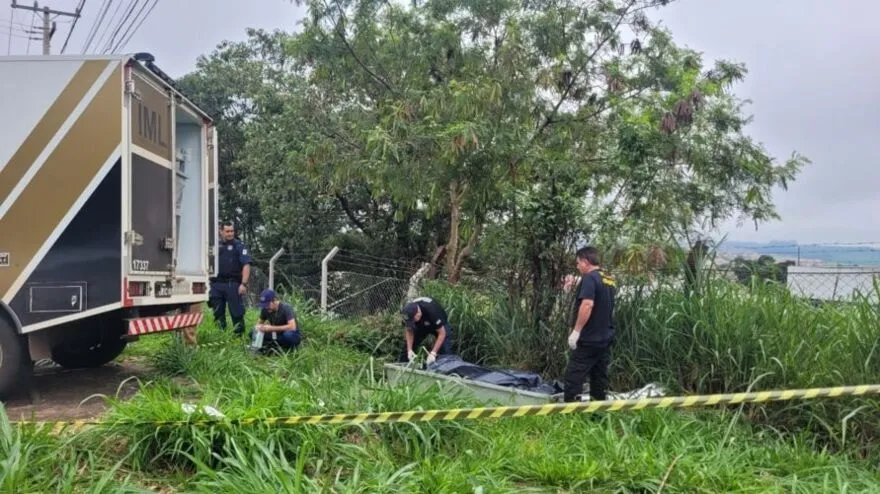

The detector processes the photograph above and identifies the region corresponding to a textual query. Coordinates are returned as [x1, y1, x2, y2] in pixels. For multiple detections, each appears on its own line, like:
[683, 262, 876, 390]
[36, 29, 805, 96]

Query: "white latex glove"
[426, 351, 437, 365]
[568, 330, 580, 350]
[407, 349, 417, 362]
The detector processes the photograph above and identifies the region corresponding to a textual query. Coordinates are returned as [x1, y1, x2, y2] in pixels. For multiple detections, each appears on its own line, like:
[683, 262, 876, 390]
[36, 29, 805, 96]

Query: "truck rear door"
[127, 69, 174, 278]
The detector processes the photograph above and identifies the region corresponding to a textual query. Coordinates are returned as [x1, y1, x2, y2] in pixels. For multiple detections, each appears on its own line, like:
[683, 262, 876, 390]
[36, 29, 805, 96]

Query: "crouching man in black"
[399, 297, 454, 365]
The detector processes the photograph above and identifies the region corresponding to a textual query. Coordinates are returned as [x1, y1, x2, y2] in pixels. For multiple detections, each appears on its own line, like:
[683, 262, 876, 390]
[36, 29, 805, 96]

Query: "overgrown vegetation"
[5, 296, 880, 492]
[9, 0, 876, 490]
[415, 273, 880, 458]
[179, 0, 807, 302]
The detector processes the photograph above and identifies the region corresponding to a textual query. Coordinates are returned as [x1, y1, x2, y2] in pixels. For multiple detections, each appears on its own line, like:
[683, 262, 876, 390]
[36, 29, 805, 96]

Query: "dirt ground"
[4, 358, 153, 422]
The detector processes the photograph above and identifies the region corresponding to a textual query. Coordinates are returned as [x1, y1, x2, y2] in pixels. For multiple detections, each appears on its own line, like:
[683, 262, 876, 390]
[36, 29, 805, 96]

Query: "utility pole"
[11, 1, 80, 55]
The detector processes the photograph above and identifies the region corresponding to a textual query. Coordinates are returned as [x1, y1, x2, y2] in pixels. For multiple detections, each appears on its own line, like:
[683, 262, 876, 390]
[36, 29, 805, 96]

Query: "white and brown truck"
[0, 53, 220, 400]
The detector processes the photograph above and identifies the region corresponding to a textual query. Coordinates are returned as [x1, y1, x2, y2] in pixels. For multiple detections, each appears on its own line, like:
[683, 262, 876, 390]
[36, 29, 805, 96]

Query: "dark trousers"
[276, 330, 302, 349]
[398, 326, 454, 362]
[252, 328, 302, 352]
[209, 280, 245, 335]
[563, 343, 611, 402]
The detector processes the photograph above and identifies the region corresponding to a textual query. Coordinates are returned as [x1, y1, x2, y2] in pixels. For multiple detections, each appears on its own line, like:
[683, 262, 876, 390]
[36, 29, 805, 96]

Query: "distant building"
[786, 266, 880, 303]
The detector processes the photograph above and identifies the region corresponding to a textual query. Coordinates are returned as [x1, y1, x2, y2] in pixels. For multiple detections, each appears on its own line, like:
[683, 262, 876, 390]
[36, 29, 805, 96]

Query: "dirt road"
[4, 359, 152, 422]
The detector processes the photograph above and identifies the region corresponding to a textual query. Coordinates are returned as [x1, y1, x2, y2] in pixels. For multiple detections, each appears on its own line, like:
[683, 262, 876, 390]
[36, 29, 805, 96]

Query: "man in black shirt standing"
[399, 297, 455, 365]
[564, 246, 616, 402]
[253, 289, 302, 351]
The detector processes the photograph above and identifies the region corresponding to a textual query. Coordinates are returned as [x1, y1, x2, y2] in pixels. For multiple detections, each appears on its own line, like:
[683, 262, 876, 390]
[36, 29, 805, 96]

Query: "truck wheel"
[50, 325, 127, 370]
[0, 318, 30, 401]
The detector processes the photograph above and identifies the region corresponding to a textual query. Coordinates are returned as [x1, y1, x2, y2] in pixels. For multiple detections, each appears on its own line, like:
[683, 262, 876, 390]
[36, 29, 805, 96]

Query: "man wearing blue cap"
[400, 296, 454, 364]
[253, 289, 302, 350]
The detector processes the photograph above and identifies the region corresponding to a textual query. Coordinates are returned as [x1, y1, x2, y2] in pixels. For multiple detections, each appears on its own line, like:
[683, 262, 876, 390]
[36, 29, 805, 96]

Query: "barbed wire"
[234, 247, 880, 321]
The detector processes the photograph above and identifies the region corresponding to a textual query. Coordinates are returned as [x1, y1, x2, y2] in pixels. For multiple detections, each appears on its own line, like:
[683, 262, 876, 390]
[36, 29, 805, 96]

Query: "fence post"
[268, 248, 285, 290]
[406, 262, 431, 302]
[321, 246, 340, 313]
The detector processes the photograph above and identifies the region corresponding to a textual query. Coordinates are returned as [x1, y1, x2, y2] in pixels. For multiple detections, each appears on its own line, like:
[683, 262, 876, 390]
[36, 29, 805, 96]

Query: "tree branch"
[335, 192, 370, 234]
[324, 0, 398, 95]
[513, 0, 640, 167]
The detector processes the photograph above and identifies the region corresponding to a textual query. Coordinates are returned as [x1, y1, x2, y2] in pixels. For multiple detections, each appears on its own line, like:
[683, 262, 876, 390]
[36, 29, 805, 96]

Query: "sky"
[2, 0, 878, 245]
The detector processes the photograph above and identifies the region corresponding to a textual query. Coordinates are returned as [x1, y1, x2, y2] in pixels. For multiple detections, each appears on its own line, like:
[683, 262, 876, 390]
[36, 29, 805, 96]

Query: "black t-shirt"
[573, 270, 616, 345]
[410, 297, 450, 336]
[260, 302, 297, 328]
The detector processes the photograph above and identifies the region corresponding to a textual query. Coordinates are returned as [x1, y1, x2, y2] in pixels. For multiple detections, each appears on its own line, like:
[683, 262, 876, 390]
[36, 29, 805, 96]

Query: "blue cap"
[259, 289, 277, 309]
[401, 302, 418, 328]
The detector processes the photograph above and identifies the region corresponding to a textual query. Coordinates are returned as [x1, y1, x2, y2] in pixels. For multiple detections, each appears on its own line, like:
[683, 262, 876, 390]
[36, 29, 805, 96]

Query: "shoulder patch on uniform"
[599, 270, 616, 287]
[242, 249, 248, 255]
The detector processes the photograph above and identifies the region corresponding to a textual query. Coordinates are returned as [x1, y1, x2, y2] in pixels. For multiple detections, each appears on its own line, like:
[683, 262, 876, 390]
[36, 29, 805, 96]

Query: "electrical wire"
[59, 0, 86, 54]
[81, 0, 113, 54]
[5, 7, 13, 55]
[25, 9, 36, 55]
[100, 0, 138, 54]
[91, 0, 126, 54]
[109, 0, 157, 53]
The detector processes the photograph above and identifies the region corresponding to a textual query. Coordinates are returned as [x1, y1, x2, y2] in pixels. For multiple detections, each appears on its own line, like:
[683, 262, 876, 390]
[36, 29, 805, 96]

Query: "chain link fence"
[321, 270, 411, 318]
[240, 248, 879, 320]
[240, 249, 423, 318]
[784, 267, 880, 303]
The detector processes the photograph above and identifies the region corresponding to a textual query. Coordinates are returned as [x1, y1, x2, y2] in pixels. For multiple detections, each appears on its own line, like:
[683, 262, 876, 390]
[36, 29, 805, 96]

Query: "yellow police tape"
[16, 384, 880, 434]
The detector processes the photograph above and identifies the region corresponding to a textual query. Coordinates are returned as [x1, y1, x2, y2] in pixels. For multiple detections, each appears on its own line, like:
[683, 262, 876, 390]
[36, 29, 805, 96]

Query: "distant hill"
[716, 241, 880, 267]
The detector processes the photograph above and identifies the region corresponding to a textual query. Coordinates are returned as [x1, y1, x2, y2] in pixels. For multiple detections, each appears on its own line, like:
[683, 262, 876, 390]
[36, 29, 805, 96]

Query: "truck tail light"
[192, 282, 206, 294]
[128, 281, 148, 297]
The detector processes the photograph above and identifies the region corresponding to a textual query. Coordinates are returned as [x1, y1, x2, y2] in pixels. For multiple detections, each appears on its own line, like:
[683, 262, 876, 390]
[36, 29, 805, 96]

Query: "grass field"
[4, 292, 880, 493]
[421, 274, 880, 459]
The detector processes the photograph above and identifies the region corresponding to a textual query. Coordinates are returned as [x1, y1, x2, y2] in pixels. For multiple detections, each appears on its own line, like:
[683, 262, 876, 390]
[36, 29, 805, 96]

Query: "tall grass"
[0, 410, 143, 492]
[7, 282, 880, 491]
[413, 272, 880, 457]
[614, 275, 880, 394]
[42, 327, 880, 492]
[613, 273, 880, 457]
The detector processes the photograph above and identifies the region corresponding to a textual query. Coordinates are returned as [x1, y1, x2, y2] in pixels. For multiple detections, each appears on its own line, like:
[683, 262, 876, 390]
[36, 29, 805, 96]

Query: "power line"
[80, 0, 111, 53]
[0, 27, 30, 40]
[90, 0, 125, 54]
[25, 9, 35, 55]
[100, 0, 138, 54]
[6, 6, 13, 55]
[105, 0, 145, 52]
[110, 0, 156, 53]
[11, 1, 80, 55]
[59, 0, 86, 54]
[0, 16, 33, 29]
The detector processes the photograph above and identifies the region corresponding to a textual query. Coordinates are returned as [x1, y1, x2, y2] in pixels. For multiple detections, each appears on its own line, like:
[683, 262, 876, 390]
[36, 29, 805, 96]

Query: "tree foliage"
[178, 0, 808, 306]
[731, 255, 793, 286]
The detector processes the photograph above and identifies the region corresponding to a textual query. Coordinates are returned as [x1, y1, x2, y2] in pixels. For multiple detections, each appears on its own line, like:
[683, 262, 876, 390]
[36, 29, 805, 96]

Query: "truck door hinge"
[125, 231, 144, 246]
[160, 237, 175, 251]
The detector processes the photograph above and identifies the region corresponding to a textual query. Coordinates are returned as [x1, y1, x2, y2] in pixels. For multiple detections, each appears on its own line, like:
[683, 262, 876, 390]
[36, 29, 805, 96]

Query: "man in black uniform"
[400, 296, 455, 365]
[564, 246, 616, 402]
[209, 221, 250, 336]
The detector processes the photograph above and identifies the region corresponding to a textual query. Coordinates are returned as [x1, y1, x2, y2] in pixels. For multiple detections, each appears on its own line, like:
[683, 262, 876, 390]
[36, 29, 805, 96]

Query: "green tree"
[284, 0, 806, 288]
[731, 255, 791, 286]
